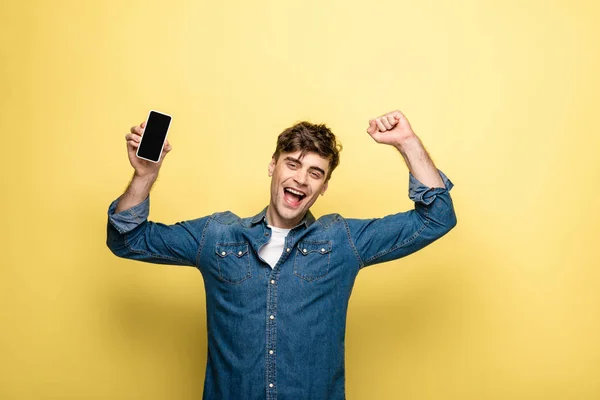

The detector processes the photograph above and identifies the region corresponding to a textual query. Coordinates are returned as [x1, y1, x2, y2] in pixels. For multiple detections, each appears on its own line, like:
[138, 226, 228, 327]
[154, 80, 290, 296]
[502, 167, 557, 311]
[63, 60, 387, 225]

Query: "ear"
[320, 181, 329, 196]
[268, 158, 275, 177]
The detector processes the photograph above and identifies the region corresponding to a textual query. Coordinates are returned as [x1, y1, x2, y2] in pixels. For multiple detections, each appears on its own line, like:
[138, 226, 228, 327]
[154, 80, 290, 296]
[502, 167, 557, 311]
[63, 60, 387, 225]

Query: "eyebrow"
[283, 156, 326, 177]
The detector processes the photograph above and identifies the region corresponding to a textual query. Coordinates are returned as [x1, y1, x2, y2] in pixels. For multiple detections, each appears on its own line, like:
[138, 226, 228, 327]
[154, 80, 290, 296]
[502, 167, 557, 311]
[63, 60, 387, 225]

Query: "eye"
[310, 171, 323, 179]
[287, 162, 298, 169]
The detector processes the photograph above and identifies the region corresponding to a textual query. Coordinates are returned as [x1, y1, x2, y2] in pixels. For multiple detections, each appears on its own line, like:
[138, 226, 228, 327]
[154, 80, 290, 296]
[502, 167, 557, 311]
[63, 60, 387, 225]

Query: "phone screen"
[136, 111, 172, 162]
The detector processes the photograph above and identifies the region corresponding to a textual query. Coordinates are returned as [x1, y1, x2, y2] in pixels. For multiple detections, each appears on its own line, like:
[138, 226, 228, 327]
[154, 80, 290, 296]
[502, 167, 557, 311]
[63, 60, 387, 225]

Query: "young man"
[106, 109, 456, 400]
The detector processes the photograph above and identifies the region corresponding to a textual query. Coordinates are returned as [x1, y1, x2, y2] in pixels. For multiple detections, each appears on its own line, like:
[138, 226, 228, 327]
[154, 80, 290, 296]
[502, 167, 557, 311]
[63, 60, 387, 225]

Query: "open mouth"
[283, 187, 306, 207]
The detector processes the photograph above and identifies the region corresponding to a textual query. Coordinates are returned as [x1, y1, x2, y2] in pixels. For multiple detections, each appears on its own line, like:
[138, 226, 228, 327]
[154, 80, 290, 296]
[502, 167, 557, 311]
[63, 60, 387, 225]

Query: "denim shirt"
[106, 171, 456, 400]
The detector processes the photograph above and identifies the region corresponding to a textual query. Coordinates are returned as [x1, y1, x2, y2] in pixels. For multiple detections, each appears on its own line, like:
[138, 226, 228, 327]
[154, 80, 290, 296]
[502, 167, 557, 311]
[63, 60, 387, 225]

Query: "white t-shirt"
[259, 225, 291, 269]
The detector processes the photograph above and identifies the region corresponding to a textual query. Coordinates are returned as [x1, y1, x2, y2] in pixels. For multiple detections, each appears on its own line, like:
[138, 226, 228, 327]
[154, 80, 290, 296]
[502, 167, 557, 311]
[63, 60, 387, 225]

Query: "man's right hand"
[126, 121, 172, 178]
[114, 121, 172, 214]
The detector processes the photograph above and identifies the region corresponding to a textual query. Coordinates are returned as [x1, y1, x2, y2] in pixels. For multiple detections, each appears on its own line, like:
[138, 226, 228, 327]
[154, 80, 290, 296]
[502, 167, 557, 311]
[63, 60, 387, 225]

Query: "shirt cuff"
[408, 170, 454, 205]
[107, 196, 150, 234]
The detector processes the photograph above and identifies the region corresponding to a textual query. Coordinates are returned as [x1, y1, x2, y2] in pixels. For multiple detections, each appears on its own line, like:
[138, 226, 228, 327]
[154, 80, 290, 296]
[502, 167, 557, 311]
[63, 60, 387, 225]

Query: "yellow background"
[1, 0, 599, 399]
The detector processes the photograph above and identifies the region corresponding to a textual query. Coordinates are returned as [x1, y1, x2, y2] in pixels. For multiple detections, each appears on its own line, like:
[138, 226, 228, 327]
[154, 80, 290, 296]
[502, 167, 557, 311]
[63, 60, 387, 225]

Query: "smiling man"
[266, 122, 336, 229]
[106, 110, 456, 400]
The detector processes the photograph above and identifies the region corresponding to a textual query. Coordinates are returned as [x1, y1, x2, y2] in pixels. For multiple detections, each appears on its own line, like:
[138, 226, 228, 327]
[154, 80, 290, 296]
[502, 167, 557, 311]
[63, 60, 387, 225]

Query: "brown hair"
[272, 121, 342, 181]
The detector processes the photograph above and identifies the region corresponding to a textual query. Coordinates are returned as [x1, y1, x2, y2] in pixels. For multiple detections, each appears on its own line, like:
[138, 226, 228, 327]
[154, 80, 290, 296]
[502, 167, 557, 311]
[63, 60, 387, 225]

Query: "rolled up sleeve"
[108, 196, 150, 234]
[408, 170, 454, 205]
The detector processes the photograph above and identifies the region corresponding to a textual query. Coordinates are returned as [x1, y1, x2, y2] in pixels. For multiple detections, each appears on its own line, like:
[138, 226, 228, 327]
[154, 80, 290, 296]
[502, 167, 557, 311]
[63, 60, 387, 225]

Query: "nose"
[293, 169, 308, 186]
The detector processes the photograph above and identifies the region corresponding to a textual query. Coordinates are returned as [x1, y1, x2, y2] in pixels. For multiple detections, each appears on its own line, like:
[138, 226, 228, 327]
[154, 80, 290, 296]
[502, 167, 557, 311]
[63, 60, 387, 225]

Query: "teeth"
[286, 188, 305, 196]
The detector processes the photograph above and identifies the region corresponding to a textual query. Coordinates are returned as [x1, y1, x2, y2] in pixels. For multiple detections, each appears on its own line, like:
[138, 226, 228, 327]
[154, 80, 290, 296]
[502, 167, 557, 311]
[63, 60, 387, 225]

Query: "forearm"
[115, 172, 158, 214]
[394, 135, 445, 188]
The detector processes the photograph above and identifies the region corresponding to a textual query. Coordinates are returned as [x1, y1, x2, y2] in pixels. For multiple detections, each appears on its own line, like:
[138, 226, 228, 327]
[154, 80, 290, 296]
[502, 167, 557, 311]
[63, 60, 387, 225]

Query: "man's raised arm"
[106, 119, 208, 268]
[344, 110, 456, 269]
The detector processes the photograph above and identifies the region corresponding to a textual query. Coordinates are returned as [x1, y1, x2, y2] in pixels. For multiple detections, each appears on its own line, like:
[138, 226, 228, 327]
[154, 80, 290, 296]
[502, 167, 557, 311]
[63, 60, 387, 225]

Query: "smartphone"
[136, 110, 172, 163]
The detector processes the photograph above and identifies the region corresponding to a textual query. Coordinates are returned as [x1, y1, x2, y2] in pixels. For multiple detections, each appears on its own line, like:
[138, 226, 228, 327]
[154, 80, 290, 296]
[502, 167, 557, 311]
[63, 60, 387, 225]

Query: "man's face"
[266, 151, 330, 229]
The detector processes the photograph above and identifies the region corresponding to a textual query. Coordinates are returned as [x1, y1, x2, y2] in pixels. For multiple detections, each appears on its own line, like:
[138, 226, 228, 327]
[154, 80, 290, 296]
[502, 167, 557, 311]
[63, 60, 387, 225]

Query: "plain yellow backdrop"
[1, 0, 599, 399]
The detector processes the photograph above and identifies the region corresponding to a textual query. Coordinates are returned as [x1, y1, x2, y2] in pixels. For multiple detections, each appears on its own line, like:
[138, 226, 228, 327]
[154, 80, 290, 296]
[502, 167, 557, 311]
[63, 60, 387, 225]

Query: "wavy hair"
[272, 121, 342, 181]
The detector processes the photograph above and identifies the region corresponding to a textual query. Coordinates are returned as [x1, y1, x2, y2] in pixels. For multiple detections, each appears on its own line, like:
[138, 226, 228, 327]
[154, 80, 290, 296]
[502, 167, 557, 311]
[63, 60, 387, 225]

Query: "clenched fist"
[367, 110, 416, 147]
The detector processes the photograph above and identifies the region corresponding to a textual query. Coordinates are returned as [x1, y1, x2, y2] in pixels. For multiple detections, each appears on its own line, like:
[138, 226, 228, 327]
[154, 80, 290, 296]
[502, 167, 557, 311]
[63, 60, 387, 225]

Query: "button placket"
[265, 232, 297, 399]
[266, 267, 278, 398]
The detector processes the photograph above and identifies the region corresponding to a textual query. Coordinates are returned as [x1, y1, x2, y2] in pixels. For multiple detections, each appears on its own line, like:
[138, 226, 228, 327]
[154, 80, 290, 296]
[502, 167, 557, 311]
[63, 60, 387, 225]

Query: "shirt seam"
[195, 214, 214, 268]
[342, 217, 365, 268]
[108, 217, 126, 234]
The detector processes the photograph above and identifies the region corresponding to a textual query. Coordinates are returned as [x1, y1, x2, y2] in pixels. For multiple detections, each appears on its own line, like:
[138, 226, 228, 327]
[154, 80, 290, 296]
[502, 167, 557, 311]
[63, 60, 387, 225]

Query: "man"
[106, 109, 456, 399]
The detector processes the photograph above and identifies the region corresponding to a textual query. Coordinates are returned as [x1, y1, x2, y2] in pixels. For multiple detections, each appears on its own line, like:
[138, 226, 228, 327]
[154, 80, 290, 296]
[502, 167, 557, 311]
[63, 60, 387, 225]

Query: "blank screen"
[137, 111, 171, 161]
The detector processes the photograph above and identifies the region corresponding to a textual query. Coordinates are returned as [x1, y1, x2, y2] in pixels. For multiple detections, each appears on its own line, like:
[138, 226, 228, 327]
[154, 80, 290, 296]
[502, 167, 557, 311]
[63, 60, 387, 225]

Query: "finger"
[130, 125, 144, 135]
[125, 133, 141, 142]
[391, 110, 405, 120]
[127, 139, 140, 148]
[389, 114, 401, 128]
[141, 121, 146, 129]
[381, 116, 393, 130]
[392, 110, 412, 130]
[375, 118, 387, 132]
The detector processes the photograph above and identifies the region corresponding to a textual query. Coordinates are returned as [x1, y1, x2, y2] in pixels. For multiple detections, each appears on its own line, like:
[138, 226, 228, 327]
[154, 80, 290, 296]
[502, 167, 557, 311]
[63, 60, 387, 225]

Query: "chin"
[281, 209, 302, 221]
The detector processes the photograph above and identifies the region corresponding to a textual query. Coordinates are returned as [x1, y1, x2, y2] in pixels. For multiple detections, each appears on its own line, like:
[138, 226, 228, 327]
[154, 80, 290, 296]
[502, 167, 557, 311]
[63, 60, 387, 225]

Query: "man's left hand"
[367, 110, 416, 147]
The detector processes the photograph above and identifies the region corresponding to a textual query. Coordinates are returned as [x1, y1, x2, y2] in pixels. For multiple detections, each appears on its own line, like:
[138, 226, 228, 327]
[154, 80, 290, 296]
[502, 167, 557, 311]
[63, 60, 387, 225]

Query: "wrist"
[130, 172, 158, 194]
[133, 170, 158, 182]
[393, 133, 420, 154]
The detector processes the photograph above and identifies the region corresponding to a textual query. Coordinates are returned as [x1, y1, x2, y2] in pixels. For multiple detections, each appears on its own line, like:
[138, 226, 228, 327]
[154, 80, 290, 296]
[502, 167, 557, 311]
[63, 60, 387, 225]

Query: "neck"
[265, 205, 306, 229]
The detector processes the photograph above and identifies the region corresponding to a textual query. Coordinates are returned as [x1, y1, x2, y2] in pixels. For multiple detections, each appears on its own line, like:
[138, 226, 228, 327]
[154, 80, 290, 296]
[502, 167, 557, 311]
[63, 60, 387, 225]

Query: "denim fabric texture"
[106, 171, 456, 400]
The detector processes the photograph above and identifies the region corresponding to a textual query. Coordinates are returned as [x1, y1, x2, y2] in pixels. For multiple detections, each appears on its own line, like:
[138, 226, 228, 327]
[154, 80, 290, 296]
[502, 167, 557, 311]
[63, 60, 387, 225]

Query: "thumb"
[366, 119, 377, 135]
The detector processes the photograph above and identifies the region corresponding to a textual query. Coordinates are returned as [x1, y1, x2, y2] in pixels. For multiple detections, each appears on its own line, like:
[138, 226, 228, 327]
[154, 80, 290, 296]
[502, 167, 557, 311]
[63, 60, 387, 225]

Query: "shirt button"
[270, 280, 275, 284]
[238, 251, 243, 256]
[269, 315, 274, 320]
[286, 248, 290, 252]
[221, 251, 226, 256]
[269, 383, 274, 388]
[303, 249, 307, 253]
[321, 248, 326, 253]
[269, 350, 274, 354]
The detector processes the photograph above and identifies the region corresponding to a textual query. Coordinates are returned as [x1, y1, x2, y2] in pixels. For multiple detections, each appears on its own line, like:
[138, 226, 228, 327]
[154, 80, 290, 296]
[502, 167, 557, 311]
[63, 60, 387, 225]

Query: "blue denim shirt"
[106, 171, 456, 400]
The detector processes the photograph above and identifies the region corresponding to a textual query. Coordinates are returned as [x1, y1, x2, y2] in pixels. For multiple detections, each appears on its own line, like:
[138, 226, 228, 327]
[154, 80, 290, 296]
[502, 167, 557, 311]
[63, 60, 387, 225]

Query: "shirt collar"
[250, 206, 316, 229]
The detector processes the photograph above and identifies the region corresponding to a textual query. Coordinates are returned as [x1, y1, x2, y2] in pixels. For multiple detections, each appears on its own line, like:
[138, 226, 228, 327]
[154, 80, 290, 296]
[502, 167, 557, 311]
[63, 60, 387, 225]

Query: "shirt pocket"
[215, 242, 251, 284]
[293, 240, 332, 282]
